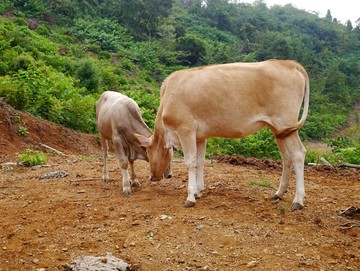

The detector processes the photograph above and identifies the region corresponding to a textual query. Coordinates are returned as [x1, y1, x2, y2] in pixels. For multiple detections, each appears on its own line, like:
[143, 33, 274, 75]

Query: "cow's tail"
[277, 65, 310, 139]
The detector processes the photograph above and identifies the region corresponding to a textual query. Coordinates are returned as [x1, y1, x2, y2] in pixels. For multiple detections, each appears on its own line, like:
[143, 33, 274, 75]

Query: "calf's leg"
[113, 138, 132, 196]
[100, 135, 110, 182]
[129, 160, 141, 188]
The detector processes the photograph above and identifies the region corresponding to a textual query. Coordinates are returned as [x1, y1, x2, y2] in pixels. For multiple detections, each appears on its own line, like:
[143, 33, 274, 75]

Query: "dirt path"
[1, 154, 359, 271]
[0, 100, 359, 270]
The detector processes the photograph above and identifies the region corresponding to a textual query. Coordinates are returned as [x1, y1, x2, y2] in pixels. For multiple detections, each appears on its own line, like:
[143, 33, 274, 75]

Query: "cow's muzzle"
[164, 169, 172, 179]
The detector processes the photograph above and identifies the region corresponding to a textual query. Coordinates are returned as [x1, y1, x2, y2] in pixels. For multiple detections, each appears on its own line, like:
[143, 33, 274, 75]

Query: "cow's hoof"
[291, 202, 304, 211]
[123, 189, 132, 196]
[102, 177, 110, 183]
[184, 200, 196, 208]
[131, 180, 141, 188]
[272, 194, 282, 200]
[195, 191, 204, 199]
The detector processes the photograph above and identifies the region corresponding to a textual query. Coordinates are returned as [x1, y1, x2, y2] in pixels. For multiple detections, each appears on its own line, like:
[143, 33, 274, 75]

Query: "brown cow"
[135, 60, 310, 210]
[96, 91, 160, 195]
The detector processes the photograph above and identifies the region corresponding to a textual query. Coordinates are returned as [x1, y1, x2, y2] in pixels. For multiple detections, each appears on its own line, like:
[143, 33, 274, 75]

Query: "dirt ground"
[0, 100, 359, 271]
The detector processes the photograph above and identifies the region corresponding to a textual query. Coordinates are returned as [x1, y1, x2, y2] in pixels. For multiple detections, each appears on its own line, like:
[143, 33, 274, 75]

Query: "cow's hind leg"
[113, 138, 132, 196]
[100, 135, 110, 182]
[280, 132, 306, 210]
[129, 160, 141, 188]
[273, 137, 293, 200]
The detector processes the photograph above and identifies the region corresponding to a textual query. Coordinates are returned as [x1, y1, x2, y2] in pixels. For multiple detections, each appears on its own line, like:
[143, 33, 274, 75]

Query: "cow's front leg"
[129, 161, 141, 188]
[184, 158, 197, 207]
[120, 161, 132, 196]
[113, 138, 132, 196]
[178, 131, 198, 207]
[195, 139, 206, 198]
[100, 136, 110, 182]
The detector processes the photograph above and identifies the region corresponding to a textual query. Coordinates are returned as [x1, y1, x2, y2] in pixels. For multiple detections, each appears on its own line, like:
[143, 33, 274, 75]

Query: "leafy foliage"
[207, 128, 281, 159]
[18, 148, 47, 167]
[0, 0, 359, 161]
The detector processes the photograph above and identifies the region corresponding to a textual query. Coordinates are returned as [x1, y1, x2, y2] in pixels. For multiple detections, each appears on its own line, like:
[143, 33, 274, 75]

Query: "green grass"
[248, 179, 274, 189]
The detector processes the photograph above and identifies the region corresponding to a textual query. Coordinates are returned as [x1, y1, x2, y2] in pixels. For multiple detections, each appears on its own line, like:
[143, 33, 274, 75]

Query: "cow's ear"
[134, 133, 153, 147]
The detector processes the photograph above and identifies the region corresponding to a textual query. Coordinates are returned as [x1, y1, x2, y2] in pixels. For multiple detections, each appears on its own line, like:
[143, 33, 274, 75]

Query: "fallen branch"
[320, 157, 332, 166]
[1, 162, 17, 167]
[38, 143, 65, 156]
[339, 163, 360, 169]
[70, 178, 102, 182]
[339, 222, 360, 229]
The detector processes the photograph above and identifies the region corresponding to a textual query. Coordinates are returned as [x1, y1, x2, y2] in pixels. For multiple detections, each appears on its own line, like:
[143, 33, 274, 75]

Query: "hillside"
[0, 0, 359, 162]
[0, 2, 359, 270]
[0, 98, 100, 162]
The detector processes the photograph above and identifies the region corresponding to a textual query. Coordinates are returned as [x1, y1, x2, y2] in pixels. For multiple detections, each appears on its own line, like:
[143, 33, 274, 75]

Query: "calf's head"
[135, 134, 172, 181]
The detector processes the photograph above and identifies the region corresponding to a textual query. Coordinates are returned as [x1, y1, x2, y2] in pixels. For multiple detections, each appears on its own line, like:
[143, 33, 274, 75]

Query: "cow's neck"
[153, 118, 167, 147]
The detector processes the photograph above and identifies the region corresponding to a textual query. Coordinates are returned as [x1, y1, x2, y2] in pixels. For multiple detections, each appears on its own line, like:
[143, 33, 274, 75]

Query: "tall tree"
[119, 0, 174, 40]
[325, 9, 332, 21]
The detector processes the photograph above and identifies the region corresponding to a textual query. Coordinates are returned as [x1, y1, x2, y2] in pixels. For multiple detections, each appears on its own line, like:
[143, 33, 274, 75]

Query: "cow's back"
[96, 91, 152, 159]
[159, 60, 308, 139]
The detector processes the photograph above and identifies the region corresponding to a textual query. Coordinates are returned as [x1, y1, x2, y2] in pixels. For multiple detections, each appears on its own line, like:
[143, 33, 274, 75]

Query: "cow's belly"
[196, 117, 266, 139]
[97, 119, 113, 140]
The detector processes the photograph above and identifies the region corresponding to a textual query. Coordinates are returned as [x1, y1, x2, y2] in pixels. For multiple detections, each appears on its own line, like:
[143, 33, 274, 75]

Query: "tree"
[325, 9, 332, 21]
[119, 0, 174, 40]
[175, 35, 207, 65]
[346, 20, 353, 31]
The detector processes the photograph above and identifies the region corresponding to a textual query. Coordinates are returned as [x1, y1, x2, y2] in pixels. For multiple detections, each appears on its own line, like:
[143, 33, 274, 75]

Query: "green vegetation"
[17, 148, 47, 167]
[279, 204, 287, 215]
[328, 136, 360, 164]
[17, 125, 28, 136]
[248, 179, 274, 189]
[1, 0, 359, 163]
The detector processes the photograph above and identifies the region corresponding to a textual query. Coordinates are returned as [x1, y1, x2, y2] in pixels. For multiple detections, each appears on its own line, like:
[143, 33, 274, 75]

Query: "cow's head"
[135, 133, 172, 181]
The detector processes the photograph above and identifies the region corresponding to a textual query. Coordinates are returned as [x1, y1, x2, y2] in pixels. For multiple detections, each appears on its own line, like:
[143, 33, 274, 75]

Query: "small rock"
[68, 253, 129, 271]
[159, 214, 173, 220]
[247, 260, 257, 268]
[39, 171, 68, 179]
[196, 225, 205, 231]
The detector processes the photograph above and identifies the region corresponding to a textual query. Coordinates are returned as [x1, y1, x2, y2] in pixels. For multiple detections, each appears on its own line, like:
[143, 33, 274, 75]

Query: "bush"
[305, 148, 337, 165]
[18, 125, 28, 136]
[75, 58, 100, 93]
[175, 35, 208, 65]
[334, 146, 360, 164]
[18, 148, 47, 166]
[206, 128, 281, 159]
[72, 18, 132, 52]
[329, 136, 360, 164]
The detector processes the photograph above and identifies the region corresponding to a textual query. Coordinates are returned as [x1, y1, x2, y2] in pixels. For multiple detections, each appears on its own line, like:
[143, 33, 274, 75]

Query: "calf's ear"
[134, 133, 153, 147]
